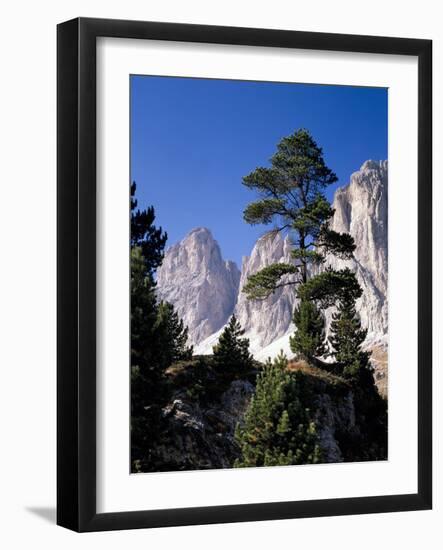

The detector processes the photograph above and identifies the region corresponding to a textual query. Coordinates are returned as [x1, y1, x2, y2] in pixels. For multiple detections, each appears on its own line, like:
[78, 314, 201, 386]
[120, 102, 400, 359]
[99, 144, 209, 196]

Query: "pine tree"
[235, 352, 322, 467]
[155, 301, 193, 366]
[130, 183, 168, 387]
[131, 247, 158, 376]
[328, 296, 388, 461]
[212, 315, 253, 375]
[290, 298, 326, 359]
[131, 182, 167, 277]
[130, 182, 168, 471]
[241, 129, 356, 359]
[242, 129, 355, 295]
[328, 294, 370, 379]
[131, 245, 166, 470]
[290, 267, 363, 361]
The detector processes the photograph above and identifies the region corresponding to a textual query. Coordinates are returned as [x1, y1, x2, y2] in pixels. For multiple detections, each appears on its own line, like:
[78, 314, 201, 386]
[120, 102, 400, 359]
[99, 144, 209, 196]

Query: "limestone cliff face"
[191, 232, 296, 356]
[157, 227, 240, 345]
[234, 232, 295, 352]
[326, 160, 388, 345]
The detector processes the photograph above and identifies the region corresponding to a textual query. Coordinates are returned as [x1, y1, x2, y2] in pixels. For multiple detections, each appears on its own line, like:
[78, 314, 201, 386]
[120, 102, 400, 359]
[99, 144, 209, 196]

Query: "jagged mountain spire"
[156, 227, 240, 344]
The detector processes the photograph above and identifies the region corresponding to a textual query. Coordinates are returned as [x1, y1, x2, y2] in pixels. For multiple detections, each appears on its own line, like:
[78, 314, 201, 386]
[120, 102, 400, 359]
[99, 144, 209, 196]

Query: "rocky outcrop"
[150, 377, 255, 471]
[314, 389, 356, 463]
[157, 227, 240, 345]
[302, 365, 386, 463]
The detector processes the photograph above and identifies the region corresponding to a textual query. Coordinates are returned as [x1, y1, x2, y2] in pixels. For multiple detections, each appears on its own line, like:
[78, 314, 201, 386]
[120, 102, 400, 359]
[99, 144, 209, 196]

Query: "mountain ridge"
[157, 160, 388, 383]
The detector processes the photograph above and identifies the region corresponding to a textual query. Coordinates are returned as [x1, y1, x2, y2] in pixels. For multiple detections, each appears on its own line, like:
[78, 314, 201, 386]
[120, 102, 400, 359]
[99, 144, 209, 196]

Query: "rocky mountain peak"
[157, 228, 240, 345]
[233, 231, 295, 351]
[327, 160, 388, 343]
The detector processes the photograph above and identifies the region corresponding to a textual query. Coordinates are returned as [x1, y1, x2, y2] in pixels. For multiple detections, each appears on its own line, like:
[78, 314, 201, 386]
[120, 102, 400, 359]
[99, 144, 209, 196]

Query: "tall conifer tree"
[241, 129, 356, 359]
[213, 315, 253, 375]
[130, 182, 168, 470]
[328, 294, 370, 379]
[155, 301, 194, 366]
[290, 298, 326, 359]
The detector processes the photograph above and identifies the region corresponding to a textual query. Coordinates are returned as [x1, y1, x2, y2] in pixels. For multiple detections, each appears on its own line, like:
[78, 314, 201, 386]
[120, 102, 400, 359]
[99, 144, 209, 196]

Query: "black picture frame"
[57, 17, 432, 532]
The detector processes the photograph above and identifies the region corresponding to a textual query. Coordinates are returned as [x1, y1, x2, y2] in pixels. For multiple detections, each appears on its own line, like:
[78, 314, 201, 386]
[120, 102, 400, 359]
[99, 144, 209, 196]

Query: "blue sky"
[131, 76, 387, 266]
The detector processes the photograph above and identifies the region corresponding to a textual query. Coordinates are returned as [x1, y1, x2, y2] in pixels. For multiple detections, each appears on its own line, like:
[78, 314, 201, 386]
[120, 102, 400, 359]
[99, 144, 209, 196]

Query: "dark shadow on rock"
[26, 506, 56, 524]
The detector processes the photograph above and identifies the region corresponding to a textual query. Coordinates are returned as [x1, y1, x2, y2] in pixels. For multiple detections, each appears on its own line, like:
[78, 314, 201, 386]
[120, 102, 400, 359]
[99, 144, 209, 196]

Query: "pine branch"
[243, 263, 301, 300]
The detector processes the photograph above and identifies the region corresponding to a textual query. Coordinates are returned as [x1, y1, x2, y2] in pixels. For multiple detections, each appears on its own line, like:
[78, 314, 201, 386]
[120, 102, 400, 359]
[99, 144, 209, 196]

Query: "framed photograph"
[57, 17, 432, 532]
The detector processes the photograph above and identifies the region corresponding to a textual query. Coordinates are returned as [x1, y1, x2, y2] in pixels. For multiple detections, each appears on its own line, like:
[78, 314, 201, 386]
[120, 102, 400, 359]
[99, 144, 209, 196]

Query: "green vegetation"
[242, 129, 355, 292]
[155, 301, 193, 366]
[235, 352, 322, 467]
[329, 292, 370, 378]
[166, 354, 257, 405]
[213, 315, 253, 377]
[289, 298, 326, 359]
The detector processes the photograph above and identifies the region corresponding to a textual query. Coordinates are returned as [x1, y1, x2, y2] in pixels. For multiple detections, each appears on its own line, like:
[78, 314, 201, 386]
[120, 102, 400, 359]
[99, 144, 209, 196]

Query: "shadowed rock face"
[157, 227, 240, 345]
[149, 376, 256, 471]
[157, 161, 388, 392]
